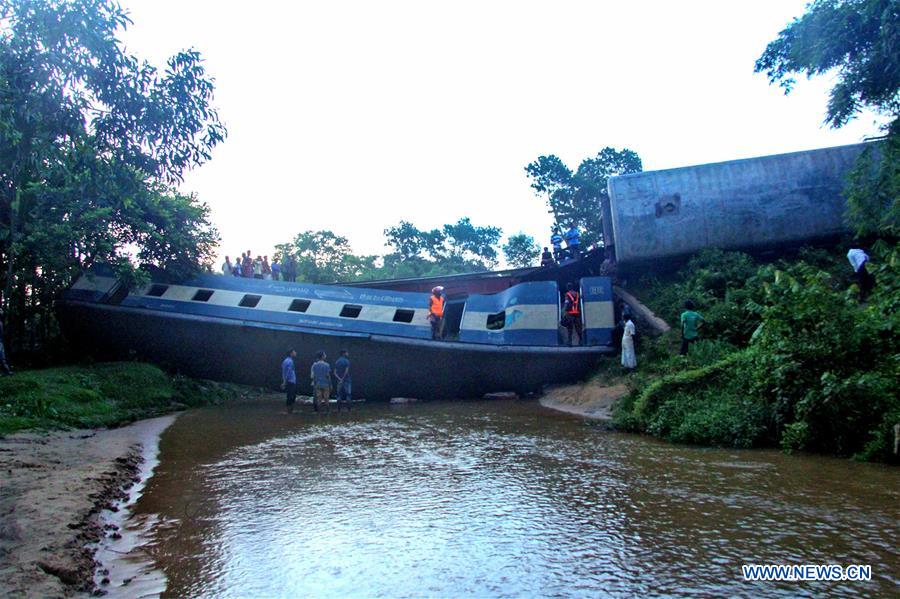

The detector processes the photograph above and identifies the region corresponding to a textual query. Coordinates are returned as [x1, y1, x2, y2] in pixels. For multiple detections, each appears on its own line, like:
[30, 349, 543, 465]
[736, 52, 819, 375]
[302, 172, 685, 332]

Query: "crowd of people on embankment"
[280, 348, 352, 414]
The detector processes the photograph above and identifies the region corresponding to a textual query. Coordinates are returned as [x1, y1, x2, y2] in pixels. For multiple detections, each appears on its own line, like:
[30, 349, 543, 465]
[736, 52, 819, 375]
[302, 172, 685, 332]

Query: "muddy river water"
[114, 398, 898, 597]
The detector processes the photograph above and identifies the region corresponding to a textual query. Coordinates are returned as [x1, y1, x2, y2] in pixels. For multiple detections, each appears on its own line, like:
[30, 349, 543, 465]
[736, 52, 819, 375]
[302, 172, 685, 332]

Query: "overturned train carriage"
[57, 267, 615, 400]
[605, 142, 875, 264]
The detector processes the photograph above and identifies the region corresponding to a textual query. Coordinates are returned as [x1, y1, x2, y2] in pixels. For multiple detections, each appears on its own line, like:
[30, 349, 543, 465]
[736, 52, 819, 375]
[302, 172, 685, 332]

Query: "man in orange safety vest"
[562, 282, 582, 346]
[428, 286, 445, 340]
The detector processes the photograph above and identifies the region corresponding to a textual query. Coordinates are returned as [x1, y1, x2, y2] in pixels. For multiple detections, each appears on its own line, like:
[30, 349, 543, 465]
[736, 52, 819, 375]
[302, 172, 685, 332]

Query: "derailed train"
[57, 142, 874, 398]
[58, 266, 616, 400]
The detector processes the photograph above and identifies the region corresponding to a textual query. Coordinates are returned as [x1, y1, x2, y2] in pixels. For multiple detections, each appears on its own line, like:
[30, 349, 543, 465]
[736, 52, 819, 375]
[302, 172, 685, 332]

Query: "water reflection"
[133, 399, 899, 598]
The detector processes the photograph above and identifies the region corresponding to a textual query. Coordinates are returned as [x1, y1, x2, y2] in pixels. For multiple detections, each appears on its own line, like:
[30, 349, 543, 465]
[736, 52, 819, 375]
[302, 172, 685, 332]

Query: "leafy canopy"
[503, 233, 539, 269]
[525, 148, 642, 247]
[0, 0, 225, 352]
[754, 0, 900, 128]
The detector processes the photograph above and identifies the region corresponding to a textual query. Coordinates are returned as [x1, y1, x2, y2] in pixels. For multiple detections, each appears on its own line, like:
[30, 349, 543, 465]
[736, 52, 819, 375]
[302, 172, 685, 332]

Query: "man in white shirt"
[847, 248, 874, 299]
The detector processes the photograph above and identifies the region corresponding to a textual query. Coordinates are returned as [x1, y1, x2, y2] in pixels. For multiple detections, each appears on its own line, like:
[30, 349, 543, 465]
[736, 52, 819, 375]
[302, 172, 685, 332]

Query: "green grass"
[0, 362, 249, 435]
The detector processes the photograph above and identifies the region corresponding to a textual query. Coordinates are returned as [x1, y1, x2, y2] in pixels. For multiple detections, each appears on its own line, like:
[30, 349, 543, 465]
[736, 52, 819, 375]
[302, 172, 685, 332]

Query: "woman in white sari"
[621, 316, 637, 370]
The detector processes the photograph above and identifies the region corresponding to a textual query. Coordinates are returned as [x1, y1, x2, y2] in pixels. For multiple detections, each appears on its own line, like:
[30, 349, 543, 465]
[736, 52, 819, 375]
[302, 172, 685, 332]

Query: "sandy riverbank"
[0, 415, 176, 597]
[539, 378, 629, 422]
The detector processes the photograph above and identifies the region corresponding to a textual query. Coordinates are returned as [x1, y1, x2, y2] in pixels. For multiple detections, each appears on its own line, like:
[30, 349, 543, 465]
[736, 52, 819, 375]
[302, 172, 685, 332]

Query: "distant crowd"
[221, 251, 299, 282]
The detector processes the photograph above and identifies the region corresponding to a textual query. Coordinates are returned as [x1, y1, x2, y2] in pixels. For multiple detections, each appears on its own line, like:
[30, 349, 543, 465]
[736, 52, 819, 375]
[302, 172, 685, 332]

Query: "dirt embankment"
[0, 416, 174, 597]
[540, 378, 630, 422]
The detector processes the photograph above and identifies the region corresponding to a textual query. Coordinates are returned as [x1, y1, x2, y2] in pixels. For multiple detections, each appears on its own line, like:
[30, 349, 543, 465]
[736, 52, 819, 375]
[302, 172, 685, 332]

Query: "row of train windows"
[144, 284, 416, 323]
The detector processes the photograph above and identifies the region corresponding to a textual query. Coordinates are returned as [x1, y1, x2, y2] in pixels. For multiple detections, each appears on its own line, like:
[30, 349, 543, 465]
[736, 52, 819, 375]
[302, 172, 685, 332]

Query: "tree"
[754, 0, 899, 128]
[524, 155, 573, 225]
[0, 0, 226, 352]
[525, 148, 642, 247]
[274, 230, 377, 284]
[503, 233, 539, 268]
[441, 217, 502, 270]
[755, 0, 899, 236]
[381, 217, 503, 276]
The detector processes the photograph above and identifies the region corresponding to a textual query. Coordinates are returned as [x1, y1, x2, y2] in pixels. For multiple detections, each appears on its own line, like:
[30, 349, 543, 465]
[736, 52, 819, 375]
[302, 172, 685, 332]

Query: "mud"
[0, 416, 175, 597]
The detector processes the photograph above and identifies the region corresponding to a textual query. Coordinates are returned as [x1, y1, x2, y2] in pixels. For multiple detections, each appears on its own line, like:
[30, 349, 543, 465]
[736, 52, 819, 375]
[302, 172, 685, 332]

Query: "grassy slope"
[0, 362, 248, 435]
[605, 244, 899, 463]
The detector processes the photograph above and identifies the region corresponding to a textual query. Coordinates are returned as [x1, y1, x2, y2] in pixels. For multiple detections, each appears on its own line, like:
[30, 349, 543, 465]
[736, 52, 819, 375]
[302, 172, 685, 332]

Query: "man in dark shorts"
[334, 349, 352, 411]
[281, 349, 297, 413]
[310, 351, 331, 413]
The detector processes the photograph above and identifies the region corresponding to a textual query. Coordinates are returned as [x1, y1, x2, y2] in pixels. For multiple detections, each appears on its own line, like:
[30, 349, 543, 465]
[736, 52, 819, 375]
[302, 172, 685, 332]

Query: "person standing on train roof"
[271, 259, 281, 281]
[281, 348, 298, 414]
[550, 229, 564, 261]
[262, 255, 272, 280]
[428, 286, 445, 340]
[284, 254, 298, 283]
[564, 222, 581, 258]
[222, 256, 232, 275]
[334, 349, 352, 411]
[242, 252, 253, 278]
[232, 258, 242, 277]
[311, 351, 331, 413]
[253, 255, 263, 279]
[562, 282, 583, 346]
[540, 247, 554, 267]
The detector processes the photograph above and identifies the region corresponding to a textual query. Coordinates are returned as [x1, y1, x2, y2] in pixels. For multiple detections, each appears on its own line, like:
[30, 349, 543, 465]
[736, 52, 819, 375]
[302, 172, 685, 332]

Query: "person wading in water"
[281, 349, 297, 414]
[310, 351, 332, 413]
[334, 349, 352, 411]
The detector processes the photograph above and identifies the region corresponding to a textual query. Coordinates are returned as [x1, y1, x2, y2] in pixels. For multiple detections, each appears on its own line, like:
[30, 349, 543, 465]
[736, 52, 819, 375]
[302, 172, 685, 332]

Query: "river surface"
[120, 398, 898, 598]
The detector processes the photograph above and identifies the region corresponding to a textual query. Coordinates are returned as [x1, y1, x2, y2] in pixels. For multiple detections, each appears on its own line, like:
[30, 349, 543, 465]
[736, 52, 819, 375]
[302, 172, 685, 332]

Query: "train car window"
[392, 309, 415, 323]
[288, 299, 311, 312]
[486, 310, 506, 330]
[146, 284, 169, 297]
[192, 289, 214, 302]
[339, 304, 363, 318]
[239, 294, 262, 308]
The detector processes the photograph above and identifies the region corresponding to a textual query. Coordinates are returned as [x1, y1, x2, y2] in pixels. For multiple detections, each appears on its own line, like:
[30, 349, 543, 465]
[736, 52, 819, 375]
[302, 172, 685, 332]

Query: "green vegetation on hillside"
[0, 363, 247, 435]
[612, 243, 900, 463]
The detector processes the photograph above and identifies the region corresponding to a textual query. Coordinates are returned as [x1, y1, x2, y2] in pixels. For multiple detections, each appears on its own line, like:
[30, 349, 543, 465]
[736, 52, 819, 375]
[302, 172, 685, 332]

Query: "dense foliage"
[524, 148, 642, 247]
[502, 233, 539, 269]
[615, 244, 900, 463]
[755, 0, 899, 129]
[0, 0, 225, 355]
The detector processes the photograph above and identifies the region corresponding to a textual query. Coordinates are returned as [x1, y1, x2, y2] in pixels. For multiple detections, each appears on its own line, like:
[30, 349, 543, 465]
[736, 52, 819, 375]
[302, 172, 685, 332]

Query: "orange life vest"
[565, 290, 580, 315]
[429, 295, 445, 317]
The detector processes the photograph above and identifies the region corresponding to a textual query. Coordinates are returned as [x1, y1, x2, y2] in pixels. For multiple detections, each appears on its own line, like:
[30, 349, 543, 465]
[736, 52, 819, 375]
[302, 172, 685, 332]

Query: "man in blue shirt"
[564, 222, 581, 258]
[310, 351, 331, 413]
[550, 229, 564, 261]
[334, 349, 352, 411]
[281, 349, 297, 413]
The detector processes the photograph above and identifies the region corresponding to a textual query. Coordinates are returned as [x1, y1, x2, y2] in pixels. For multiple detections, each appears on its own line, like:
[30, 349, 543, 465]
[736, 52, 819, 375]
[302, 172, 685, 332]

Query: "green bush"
[616, 242, 900, 463]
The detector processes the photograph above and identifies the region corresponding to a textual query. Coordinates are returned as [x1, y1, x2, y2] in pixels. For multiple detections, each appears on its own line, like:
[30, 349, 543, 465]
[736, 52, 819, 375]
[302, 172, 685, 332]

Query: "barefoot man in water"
[310, 351, 331, 413]
[281, 348, 297, 414]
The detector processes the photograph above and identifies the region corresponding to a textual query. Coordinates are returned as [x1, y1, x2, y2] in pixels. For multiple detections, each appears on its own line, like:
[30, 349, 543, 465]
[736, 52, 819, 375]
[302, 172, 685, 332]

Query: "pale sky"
[120, 0, 888, 265]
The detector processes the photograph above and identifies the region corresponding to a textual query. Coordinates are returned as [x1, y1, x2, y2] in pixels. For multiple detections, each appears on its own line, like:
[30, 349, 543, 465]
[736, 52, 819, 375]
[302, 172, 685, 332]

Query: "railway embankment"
[548, 243, 900, 464]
